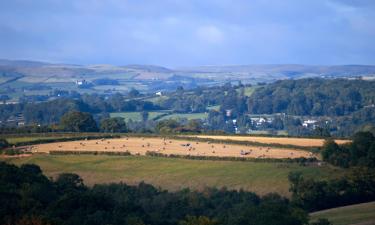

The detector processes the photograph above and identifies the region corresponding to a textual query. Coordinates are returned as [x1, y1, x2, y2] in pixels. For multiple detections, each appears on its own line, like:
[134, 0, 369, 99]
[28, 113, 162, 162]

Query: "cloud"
[196, 25, 224, 44]
[0, 0, 374, 66]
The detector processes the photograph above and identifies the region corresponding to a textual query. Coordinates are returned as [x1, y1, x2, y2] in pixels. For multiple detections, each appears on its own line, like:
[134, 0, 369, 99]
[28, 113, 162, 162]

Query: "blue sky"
[0, 0, 374, 67]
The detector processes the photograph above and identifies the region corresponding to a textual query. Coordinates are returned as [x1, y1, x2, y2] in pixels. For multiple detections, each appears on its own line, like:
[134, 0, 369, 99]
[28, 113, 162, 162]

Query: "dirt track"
[32, 137, 314, 159]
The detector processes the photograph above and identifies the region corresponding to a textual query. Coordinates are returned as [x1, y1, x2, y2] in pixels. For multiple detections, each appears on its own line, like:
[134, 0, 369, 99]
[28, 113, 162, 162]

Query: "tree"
[55, 173, 85, 191]
[100, 117, 127, 133]
[310, 219, 332, 225]
[128, 88, 140, 98]
[179, 216, 218, 225]
[60, 111, 98, 132]
[141, 111, 149, 122]
[0, 138, 9, 149]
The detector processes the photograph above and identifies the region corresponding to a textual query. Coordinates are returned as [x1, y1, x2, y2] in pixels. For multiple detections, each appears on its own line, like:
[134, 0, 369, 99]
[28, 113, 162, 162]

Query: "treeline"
[289, 167, 375, 212]
[321, 131, 375, 168]
[248, 78, 375, 116]
[287, 131, 375, 212]
[1, 162, 314, 225]
[0, 93, 160, 125]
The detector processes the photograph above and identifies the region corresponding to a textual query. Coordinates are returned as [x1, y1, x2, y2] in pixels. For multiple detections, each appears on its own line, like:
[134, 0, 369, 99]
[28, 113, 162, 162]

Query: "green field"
[158, 112, 208, 121]
[6, 136, 61, 144]
[4, 155, 343, 196]
[110, 111, 169, 121]
[207, 105, 220, 110]
[310, 202, 375, 225]
[3, 132, 116, 144]
[111, 111, 208, 122]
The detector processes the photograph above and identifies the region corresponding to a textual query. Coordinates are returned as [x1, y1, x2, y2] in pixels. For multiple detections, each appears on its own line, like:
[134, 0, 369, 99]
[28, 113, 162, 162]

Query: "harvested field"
[187, 135, 350, 147]
[32, 137, 313, 159]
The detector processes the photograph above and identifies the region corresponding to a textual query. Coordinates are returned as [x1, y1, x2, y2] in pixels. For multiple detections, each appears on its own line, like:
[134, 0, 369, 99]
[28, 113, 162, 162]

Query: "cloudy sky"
[0, 0, 374, 67]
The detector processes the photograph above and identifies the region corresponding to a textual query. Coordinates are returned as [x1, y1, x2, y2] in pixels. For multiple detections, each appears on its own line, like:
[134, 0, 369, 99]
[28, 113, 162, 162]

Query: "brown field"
[32, 137, 313, 159]
[187, 135, 350, 147]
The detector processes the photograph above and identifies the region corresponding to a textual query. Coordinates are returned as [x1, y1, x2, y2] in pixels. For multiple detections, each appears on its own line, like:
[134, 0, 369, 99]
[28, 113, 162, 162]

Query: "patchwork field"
[31, 137, 314, 159]
[3, 154, 343, 196]
[310, 201, 375, 225]
[188, 135, 350, 147]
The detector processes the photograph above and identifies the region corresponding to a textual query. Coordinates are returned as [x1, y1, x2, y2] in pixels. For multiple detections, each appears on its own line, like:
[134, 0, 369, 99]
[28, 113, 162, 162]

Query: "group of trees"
[0, 93, 160, 125]
[1, 162, 315, 225]
[321, 131, 375, 168]
[59, 111, 128, 133]
[289, 167, 375, 212]
[155, 119, 203, 134]
[248, 79, 375, 116]
[287, 131, 375, 213]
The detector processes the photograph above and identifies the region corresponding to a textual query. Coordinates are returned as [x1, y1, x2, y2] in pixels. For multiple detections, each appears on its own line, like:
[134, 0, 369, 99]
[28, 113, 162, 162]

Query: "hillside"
[310, 202, 375, 225]
[1, 59, 375, 101]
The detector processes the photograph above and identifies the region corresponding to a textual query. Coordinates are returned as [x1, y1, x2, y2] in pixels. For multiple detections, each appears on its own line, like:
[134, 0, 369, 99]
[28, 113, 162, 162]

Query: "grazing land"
[3, 154, 343, 196]
[157, 112, 208, 121]
[110, 111, 169, 121]
[188, 135, 350, 147]
[310, 202, 375, 225]
[4, 132, 116, 144]
[31, 137, 314, 159]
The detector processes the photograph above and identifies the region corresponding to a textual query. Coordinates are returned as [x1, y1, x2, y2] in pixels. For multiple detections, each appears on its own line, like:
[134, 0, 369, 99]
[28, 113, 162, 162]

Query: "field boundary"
[145, 151, 318, 164]
[169, 135, 316, 152]
[50, 150, 131, 156]
[10, 135, 121, 147]
[47, 149, 319, 164]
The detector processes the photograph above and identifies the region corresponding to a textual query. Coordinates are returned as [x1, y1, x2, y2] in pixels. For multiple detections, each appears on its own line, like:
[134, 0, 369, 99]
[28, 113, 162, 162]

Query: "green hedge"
[12, 135, 121, 147]
[50, 150, 131, 156]
[145, 151, 318, 164]
[168, 135, 316, 151]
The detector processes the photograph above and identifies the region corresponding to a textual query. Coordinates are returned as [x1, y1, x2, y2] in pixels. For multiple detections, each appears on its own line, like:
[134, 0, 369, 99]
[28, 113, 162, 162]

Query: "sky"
[0, 0, 374, 67]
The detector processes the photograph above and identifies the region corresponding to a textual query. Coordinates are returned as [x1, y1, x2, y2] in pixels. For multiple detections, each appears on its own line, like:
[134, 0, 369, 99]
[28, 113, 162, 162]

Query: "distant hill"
[1, 59, 375, 100]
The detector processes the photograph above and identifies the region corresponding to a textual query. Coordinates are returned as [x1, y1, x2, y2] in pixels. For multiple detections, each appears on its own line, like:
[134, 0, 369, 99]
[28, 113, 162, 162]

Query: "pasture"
[31, 137, 314, 159]
[188, 135, 350, 147]
[310, 201, 375, 225]
[158, 112, 208, 121]
[110, 111, 169, 121]
[4, 132, 116, 144]
[4, 154, 343, 196]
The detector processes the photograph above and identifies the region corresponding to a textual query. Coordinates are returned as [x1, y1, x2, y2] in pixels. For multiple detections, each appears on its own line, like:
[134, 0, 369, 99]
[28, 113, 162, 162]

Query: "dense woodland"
[248, 79, 375, 116]
[321, 131, 375, 168]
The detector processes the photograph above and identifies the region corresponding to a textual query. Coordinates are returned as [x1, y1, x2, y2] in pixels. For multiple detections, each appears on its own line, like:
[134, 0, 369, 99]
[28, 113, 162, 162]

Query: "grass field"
[110, 111, 169, 121]
[4, 132, 116, 144]
[188, 135, 350, 147]
[207, 105, 220, 110]
[6, 136, 60, 144]
[310, 202, 375, 225]
[3, 154, 343, 196]
[158, 112, 208, 121]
